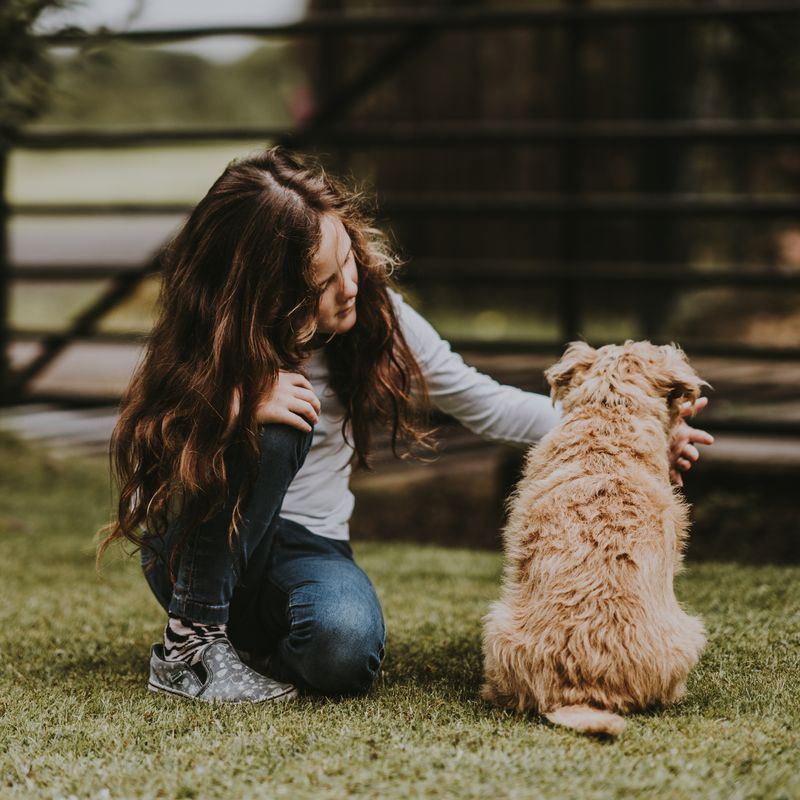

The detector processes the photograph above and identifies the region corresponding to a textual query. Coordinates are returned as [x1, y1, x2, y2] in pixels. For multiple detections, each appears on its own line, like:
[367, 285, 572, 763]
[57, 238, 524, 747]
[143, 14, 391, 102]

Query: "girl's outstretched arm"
[389, 289, 560, 448]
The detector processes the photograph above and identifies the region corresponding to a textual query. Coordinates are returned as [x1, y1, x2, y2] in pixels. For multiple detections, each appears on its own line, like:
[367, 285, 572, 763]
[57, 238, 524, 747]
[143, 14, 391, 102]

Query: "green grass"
[1, 433, 798, 799]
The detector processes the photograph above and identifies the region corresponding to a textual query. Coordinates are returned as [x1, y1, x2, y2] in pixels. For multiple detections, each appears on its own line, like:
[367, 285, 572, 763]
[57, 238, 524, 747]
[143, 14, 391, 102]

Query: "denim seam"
[170, 596, 230, 626]
[170, 526, 233, 622]
[284, 595, 300, 640]
[170, 595, 229, 612]
[181, 524, 200, 607]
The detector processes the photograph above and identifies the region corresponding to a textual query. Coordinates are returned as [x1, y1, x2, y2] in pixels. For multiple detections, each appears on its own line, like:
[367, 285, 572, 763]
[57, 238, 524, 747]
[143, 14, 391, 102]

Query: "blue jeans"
[141, 424, 386, 695]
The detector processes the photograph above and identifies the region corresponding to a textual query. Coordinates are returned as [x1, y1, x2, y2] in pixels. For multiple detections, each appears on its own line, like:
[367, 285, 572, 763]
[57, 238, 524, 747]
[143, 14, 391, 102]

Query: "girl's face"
[313, 213, 359, 335]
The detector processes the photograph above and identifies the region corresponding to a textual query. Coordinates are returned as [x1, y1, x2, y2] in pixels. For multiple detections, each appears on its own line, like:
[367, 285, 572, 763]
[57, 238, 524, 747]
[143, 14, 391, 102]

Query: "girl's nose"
[340, 265, 358, 299]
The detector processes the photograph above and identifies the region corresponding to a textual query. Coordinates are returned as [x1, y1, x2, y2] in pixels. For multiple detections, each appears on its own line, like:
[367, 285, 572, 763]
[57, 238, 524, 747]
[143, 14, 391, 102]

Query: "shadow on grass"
[382, 629, 731, 738]
[47, 639, 149, 689]
[384, 631, 484, 689]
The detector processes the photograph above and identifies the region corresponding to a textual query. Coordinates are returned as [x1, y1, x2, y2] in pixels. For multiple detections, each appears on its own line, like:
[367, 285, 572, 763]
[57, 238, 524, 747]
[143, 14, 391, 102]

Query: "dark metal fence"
[2, 2, 800, 422]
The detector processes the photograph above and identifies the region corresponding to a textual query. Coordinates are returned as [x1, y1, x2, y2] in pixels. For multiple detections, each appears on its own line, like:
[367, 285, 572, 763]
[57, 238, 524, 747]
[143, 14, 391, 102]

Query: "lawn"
[0, 432, 798, 799]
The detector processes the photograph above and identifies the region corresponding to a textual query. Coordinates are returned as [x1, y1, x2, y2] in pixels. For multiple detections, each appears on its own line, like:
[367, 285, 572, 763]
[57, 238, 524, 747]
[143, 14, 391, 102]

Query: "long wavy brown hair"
[97, 147, 434, 572]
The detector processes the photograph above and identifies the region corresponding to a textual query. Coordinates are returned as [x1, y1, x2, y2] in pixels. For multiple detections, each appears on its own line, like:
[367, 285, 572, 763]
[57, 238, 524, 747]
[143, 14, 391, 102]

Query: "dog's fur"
[481, 340, 707, 736]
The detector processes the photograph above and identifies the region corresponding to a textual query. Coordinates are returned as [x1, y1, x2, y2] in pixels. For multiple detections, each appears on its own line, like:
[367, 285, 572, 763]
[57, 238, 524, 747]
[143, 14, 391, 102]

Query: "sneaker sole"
[147, 680, 298, 704]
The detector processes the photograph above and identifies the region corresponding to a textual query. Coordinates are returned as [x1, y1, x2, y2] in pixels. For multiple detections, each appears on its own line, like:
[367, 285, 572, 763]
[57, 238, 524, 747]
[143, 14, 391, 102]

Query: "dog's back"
[482, 342, 707, 734]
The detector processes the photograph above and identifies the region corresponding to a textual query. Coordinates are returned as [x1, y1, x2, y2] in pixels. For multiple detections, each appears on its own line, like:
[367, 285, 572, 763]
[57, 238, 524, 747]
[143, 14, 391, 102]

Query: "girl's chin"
[337, 310, 357, 332]
[318, 310, 356, 336]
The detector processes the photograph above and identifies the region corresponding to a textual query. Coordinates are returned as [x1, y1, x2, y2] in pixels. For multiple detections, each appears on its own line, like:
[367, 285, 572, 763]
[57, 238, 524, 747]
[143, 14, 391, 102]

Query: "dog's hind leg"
[481, 599, 537, 710]
[482, 599, 563, 712]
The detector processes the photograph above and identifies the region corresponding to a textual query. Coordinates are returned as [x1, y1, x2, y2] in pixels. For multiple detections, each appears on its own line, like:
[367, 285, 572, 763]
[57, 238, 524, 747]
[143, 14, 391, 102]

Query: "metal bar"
[9, 389, 800, 441]
[655, 418, 800, 437]
[12, 194, 799, 217]
[451, 339, 800, 361]
[9, 266, 156, 280]
[40, 3, 800, 45]
[311, 0, 346, 169]
[14, 120, 800, 149]
[7, 388, 799, 439]
[637, 18, 682, 341]
[2, 392, 125, 408]
[15, 127, 283, 148]
[0, 144, 9, 403]
[9, 329, 800, 362]
[399, 262, 800, 287]
[557, 0, 585, 343]
[11, 261, 800, 285]
[7, 254, 159, 397]
[10, 202, 189, 215]
[395, 196, 800, 217]
[382, 194, 800, 216]
[11, 329, 146, 343]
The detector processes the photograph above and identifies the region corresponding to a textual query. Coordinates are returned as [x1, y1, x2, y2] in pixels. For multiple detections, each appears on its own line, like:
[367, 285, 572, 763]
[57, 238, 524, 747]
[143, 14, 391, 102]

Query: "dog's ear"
[545, 341, 597, 403]
[654, 344, 707, 412]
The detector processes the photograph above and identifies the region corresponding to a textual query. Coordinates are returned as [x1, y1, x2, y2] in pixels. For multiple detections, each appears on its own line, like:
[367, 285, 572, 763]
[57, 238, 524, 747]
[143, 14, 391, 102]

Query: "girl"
[99, 147, 711, 703]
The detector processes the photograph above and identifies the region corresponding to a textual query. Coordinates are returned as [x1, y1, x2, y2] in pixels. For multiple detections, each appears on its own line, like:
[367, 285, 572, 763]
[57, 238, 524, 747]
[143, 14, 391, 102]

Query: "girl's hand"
[669, 396, 714, 487]
[256, 371, 321, 432]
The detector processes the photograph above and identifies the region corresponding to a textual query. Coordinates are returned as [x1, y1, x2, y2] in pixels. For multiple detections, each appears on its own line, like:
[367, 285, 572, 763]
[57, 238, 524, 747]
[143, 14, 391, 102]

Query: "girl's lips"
[337, 302, 356, 316]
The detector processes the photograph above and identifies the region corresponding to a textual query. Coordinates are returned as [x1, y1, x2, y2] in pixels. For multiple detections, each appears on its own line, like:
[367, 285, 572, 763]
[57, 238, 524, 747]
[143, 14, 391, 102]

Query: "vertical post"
[557, 0, 585, 342]
[637, 17, 684, 340]
[728, 23, 749, 267]
[0, 139, 11, 405]
[310, 0, 344, 170]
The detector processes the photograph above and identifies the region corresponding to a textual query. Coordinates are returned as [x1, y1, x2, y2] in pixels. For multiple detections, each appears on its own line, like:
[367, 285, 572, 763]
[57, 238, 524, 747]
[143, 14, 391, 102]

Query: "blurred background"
[1, 0, 798, 560]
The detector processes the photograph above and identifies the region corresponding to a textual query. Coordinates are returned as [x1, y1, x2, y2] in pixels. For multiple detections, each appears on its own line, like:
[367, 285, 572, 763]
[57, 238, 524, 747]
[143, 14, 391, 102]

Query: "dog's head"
[545, 340, 707, 422]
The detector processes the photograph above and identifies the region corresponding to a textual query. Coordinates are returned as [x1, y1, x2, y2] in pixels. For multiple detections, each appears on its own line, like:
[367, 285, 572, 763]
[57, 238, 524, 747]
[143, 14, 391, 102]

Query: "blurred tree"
[38, 43, 302, 128]
[0, 1, 73, 131]
[1, 1, 73, 402]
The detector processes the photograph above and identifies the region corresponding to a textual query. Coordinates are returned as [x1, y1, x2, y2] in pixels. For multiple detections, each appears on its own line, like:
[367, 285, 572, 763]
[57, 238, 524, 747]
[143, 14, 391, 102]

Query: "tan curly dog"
[482, 340, 707, 736]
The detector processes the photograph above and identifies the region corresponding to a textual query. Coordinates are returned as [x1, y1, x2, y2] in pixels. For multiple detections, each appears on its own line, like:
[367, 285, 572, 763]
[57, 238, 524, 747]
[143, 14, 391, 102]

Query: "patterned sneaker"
[235, 648, 274, 676]
[148, 639, 298, 703]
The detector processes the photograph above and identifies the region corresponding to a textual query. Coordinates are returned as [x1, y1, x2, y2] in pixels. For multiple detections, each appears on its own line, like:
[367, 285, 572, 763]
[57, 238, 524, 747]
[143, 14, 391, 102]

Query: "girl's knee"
[307, 627, 384, 695]
[287, 604, 385, 695]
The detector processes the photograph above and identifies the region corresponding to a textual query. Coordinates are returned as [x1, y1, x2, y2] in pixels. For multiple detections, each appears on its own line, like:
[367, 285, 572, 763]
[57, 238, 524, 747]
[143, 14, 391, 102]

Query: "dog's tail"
[544, 705, 626, 737]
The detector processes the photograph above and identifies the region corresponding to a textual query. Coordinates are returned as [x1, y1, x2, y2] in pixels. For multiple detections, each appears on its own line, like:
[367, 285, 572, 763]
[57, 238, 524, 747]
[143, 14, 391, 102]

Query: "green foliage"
[0, 433, 799, 798]
[0, 3, 300, 131]
[39, 41, 304, 128]
[0, 0, 72, 130]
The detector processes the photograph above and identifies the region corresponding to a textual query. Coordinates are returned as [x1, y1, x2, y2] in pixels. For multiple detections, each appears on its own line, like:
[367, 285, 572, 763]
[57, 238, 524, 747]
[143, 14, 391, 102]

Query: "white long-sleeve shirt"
[280, 289, 561, 540]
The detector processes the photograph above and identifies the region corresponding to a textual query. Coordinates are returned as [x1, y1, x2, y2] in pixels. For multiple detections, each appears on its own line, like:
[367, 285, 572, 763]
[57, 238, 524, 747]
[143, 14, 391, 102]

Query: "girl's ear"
[655, 344, 708, 412]
[544, 341, 597, 403]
